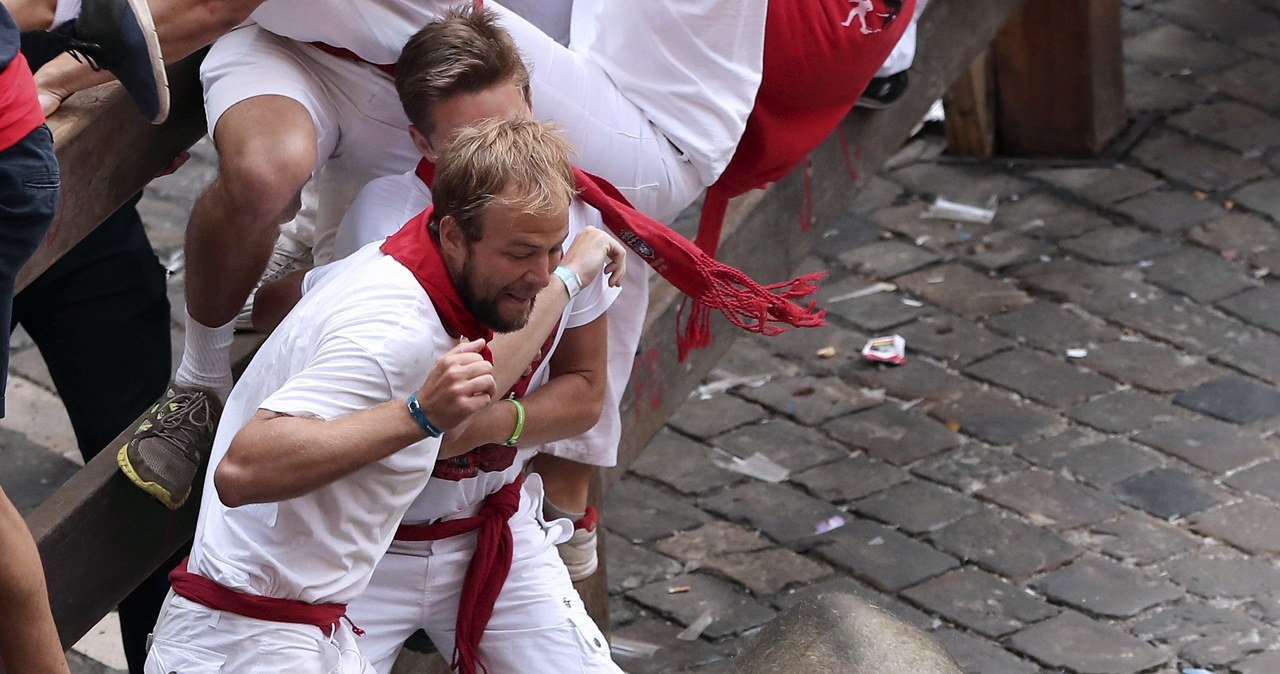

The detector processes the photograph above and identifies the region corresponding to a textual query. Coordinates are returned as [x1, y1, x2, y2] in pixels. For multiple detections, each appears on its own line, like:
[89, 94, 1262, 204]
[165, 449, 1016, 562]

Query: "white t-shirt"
[571, 0, 767, 185]
[319, 170, 618, 523]
[188, 242, 455, 605]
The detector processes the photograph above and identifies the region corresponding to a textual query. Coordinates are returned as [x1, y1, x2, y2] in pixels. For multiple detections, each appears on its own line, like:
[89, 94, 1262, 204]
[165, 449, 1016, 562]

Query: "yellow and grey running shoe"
[117, 383, 222, 509]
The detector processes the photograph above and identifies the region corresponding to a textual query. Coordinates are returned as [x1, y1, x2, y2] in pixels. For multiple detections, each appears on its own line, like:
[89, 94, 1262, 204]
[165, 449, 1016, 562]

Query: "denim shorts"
[0, 124, 59, 417]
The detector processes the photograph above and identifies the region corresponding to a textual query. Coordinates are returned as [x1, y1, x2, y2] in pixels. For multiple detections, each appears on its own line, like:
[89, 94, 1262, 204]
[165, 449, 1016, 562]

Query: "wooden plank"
[14, 53, 207, 293]
[943, 48, 997, 157]
[27, 0, 1035, 649]
[993, 0, 1125, 156]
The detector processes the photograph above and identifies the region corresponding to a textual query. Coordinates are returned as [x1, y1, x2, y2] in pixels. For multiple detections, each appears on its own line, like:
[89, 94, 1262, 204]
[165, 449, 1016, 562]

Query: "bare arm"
[251, 268, 308, 333]
[215, 338, 496, 507]
[0, 488, 70, 674]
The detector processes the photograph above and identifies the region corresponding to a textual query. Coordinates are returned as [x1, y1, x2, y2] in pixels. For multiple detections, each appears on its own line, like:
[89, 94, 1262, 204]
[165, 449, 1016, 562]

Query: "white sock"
[51, 0, 81, 28]
[174, 307, 236, 401]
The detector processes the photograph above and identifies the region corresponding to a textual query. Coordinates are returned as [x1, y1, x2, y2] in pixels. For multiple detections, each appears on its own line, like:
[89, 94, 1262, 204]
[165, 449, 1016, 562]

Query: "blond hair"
[431, 118, 576, 242]
[396, 5, 531, 136]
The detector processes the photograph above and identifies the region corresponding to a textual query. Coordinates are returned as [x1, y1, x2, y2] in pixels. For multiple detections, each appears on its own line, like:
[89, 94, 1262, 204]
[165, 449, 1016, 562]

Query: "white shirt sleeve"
[258, 334, 398, 422]
[333, 172, 434, 260]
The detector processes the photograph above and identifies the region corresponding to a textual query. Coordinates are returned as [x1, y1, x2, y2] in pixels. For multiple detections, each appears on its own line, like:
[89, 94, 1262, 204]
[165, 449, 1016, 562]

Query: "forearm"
[0, 489, 70, 674]
[440, 368, 602, 456]
[251, 269, 308, 333]
[488, 279, 569, 393]
[215, 402, 429, 507]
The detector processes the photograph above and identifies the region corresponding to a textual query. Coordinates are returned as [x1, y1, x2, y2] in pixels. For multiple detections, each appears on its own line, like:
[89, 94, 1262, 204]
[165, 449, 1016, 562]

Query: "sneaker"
[558, 507, 599, 582]
[117, 383, 222, 509]
[45, 0, 168, 123]
[855, 70, 909, 110]
[235, 234, 314, 331]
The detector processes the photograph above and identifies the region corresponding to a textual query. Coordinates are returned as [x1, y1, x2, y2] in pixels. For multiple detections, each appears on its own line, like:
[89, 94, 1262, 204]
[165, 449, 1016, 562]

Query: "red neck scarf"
[380, 207, 494, 361]
[412, 158, 825, 360]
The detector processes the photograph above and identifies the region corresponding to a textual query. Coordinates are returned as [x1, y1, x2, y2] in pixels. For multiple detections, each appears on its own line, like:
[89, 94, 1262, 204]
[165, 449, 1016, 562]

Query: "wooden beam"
[993, 0, 1125, 156]
[944, 48, 997, 157]
[14, 53, 207, 293]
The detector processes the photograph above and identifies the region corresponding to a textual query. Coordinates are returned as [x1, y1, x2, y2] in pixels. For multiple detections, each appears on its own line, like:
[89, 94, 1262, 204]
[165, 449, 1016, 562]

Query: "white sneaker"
[235, 234, 313, 331]
[557, 506, 599, 582]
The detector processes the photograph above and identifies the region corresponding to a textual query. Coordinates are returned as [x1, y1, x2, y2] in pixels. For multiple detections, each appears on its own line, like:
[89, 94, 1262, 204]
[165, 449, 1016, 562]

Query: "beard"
[458, 250, 536, 333]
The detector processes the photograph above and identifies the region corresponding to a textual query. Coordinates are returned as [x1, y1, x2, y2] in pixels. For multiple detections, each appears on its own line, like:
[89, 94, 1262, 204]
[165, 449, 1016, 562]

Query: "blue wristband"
[406, 392, 443, 438]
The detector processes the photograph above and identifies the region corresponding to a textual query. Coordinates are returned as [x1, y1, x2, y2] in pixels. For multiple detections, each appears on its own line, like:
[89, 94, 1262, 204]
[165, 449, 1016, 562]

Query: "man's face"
[454, 198, 569, 332]
[427, 83, 530, 158]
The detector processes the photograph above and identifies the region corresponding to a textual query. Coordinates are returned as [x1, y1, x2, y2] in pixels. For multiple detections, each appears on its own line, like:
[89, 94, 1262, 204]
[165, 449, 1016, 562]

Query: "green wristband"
[501, 398, 526, 447]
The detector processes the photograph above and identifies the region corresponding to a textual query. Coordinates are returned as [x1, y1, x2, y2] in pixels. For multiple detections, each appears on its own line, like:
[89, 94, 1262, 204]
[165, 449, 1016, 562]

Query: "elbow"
[213, 453, 254, 508]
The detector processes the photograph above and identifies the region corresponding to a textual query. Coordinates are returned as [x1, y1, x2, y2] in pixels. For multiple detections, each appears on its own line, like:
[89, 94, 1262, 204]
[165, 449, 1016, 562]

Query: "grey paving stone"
[1142, 247, 1258, 302]
[1234, 177, 1280, 222]
[699, 482, 845, 545]
[888, 163, 1034, 204]
[1133, 129, 1269, 191]
[904, 567, 1058, 638]
[934, 629, 1040, 674]
[810, 212, 882, 266]
[790, 454, 909, 503]
[873, 202, 981, 252]
[609, 617, 732, 674]
[846, 358, 978, 405]
[1226, 458, 1280, 503]
[1235, 650, 1280, 674]
[896, 264, 1032, 320]
[1114, 467, 1226, 520]
[929, 509, 1080, 579]
[1188, 213, 1280, 258]
[1167, 554, 1280, 599]
[963, 349, 1117, 407]
[630, 429, 740, 495]
[1057, 439, 1166, 488]
[1174, 375, 1280, 423]
[1132, 602, 1268, 668]
[606, 532, 684, 593]
[713, 338, 801, 381]
[985, 301, 1118, 352]
[605, 481, 714, 542]
[762, 322, 869, 377]
[819, 280, 923, 332]
[626, 572, 778, 640]
[1034, 556, 1184, 618]
[1241, 30, 1280, 60]
[1192, 499, 1280, 554]
[1135, 418, 1276, 473]
[1014, 427, 1107, 468]
[1066, 390, 1186, 434]
[711, 418, 848, 473]
[1124, 66, 1212, 113]
[1202, 58, 1280, 110]
[1151, 0, 1280, 40]
[1008, 611, 1165, 674]
[913, 444, 1032, 495]
[1169, 100, 1280, 154]
[1218, 282, 1280, 333]
[1110, 294, 1249, 358]
[1017, 258, 1160, 316]
[978, 470, 1122, 530]
[657, 523, 831, 595]
[809, 518, 958, 592]
[930, 391, 1064, 446]
[66, 651, 123, 674]
[1126, 24, 1248, 74]
[1113, 189, 1229, 234]
[849, 175, 905, 214]
[892, 313, 1012, 367]
[821, 404, 960, 466]
[852, 479, 980, 534]
[959, 231, 1054, 271]
[1080, 339, 1226, 393]
[1212, 326, 1280, 385]
[771, 574, 932, 632]
[992, 192, 1110, 240]
[0, 428, 80, 513]
[1060, 225, 1181, 264]
[1083, 513, 1199, 565]
[735, 375, 879, 427]
[1031, 166, 1164, 206]
[837, 239, 941, 279]
[668, 394, 770, 440]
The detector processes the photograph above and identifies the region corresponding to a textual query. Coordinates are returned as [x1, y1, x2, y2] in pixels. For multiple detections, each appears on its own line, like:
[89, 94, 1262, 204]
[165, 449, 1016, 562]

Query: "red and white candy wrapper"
[862, 334, 906, 365]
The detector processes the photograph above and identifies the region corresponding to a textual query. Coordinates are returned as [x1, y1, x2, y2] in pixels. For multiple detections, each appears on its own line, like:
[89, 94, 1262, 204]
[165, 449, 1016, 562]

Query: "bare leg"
[532, 453, 594, 514]
[1, 0, 55, 31]
[0, 487, 70, 674]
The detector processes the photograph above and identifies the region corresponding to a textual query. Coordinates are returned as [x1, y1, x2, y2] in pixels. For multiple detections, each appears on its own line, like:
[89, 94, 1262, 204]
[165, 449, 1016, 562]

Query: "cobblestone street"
[8, 1, 1280, 672]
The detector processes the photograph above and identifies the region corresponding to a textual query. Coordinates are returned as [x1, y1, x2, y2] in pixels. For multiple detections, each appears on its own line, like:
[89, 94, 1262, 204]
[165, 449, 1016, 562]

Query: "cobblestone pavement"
[7, 1, 1280, 672]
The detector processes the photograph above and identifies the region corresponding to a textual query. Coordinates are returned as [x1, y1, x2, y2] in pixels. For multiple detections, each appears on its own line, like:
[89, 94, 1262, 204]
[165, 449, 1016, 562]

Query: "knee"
[215, 137, 314, 220]
[198, 0, 265, 34]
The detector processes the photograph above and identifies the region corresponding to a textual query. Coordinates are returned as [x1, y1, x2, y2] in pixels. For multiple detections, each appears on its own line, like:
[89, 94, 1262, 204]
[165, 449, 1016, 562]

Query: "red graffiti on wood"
[628, 347, 665, 419]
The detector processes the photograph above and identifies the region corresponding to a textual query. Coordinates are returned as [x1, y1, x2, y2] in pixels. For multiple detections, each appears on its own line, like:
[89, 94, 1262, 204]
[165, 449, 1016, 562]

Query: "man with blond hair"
[143, 118, 624, 674]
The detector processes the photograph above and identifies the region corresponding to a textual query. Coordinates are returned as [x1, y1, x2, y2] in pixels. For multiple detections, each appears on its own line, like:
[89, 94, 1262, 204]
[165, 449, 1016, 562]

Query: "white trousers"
[200, 23, 418, 263]
[144, 593, 374, 674]
[346, 478, 622, 674]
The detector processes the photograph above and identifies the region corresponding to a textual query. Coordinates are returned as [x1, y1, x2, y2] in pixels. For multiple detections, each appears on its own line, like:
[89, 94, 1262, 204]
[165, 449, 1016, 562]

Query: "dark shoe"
[45, 0, 168, 123]
[855, 70, 909, 110]
[117, 383, 222, 509]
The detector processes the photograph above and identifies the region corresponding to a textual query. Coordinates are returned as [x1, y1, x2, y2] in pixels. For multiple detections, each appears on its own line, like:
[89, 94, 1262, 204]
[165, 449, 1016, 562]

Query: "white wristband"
[553, 265, 582, 299]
